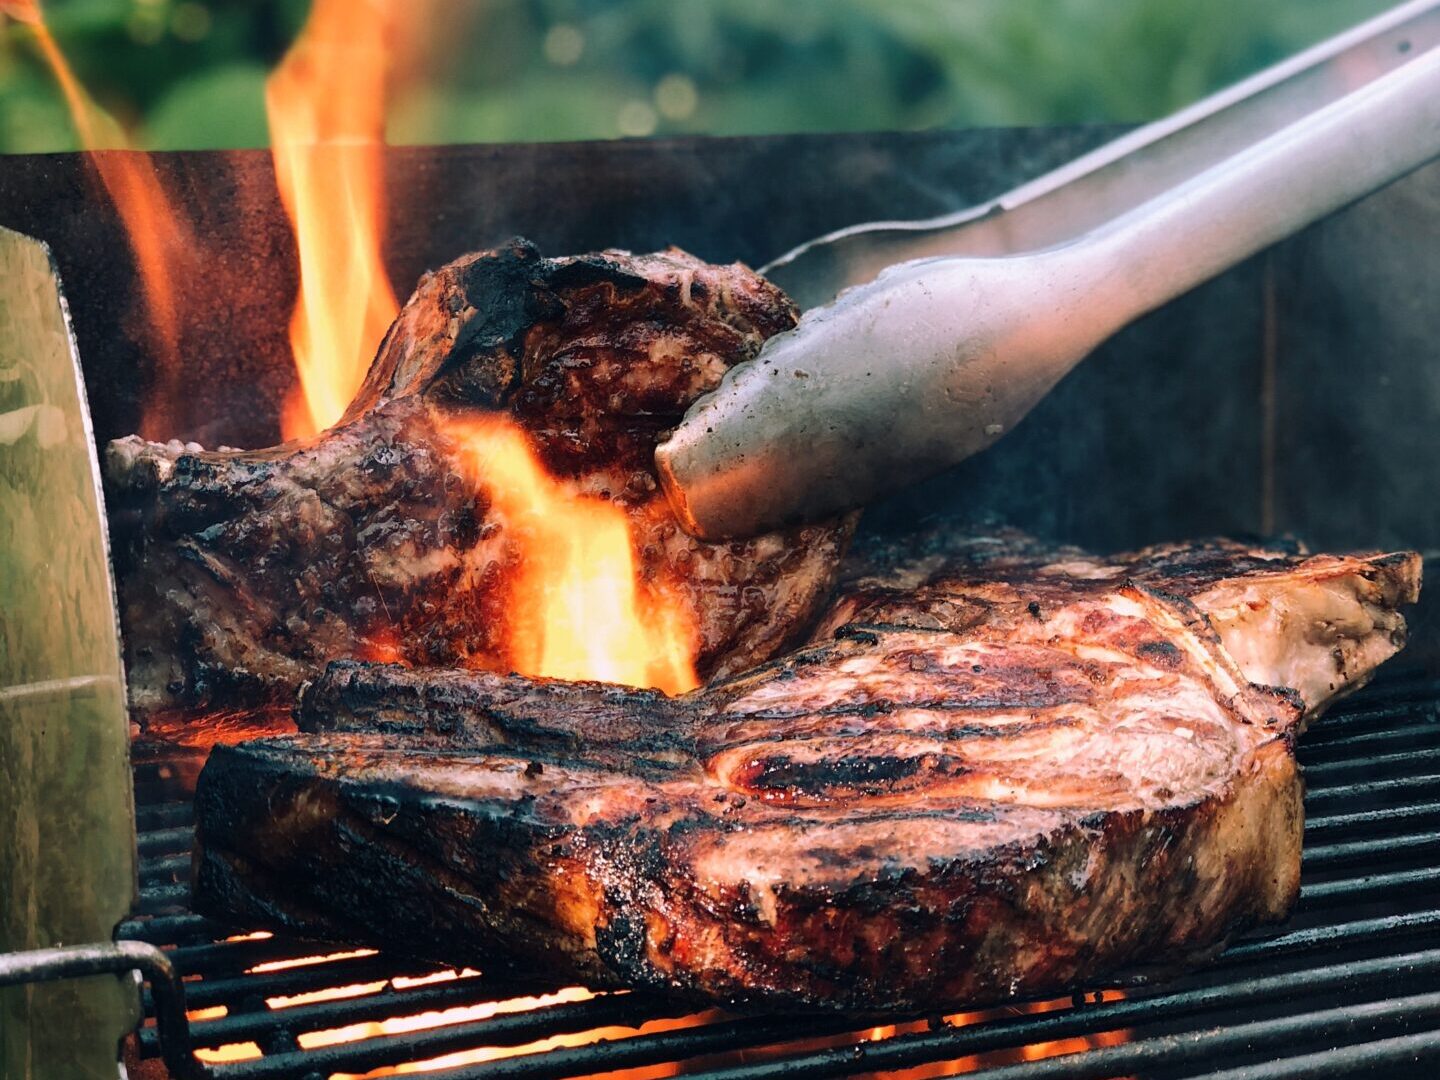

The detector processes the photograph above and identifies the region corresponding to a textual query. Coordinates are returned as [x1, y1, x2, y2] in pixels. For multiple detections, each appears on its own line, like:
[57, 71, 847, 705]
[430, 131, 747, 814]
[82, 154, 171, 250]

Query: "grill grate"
[119, 676, 1440, 1079]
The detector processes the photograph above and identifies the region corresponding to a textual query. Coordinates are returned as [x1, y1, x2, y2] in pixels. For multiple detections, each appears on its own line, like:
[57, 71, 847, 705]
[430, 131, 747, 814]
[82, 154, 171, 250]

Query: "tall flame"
[8, 0, 193, 439]
[267, 0, 399, 440]
[445, 416, 700, 694]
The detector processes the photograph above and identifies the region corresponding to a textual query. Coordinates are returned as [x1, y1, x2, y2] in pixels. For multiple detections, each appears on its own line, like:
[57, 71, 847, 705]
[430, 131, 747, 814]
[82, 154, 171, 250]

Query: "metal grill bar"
[1301, 832, 1440, 869]
[1303, 771, 1440, 806]
[140, 853, 191, 887]
[1218, 909, 1440, 965]
[679, 990, 1440, 1080]
[210, 999, 721, 1080]
[1303, 744, 1440, 777]
[1306, 678, 1440, 707]
[148, 955, 432, 1012]
[163, 938, 384, 977]
[137, 883, 193, 914]
[1301, 723, 1440, 761]
[1302, 708, 1437, 743]
[135, 801, 193, 831]
[138, 826, 196, 857]
[1305, 677, 1440, 709]
[1197, 1029, 1440, 1080]
[1294, 866, 1440, 909]
[119, 914, 225, 946]
[433, 1014, 872, 1080]
[1306, 800, 1440, 834]
[138, 977, 607, 1053]
[147, 940, 1440, 1068]
[240, 947, 1440, 1080]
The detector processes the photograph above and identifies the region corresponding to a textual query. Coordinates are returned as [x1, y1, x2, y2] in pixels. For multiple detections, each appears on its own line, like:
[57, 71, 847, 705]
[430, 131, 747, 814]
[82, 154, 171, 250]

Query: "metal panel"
[1270, 164, 1440, 552]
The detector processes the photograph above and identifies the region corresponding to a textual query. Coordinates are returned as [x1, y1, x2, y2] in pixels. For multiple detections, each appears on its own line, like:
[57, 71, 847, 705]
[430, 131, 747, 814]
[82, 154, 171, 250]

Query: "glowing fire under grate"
[123, 675, 1440, 1080]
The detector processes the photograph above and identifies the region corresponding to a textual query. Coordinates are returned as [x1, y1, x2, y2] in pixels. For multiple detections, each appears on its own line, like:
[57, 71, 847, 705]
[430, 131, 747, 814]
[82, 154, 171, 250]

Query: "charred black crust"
[448, 238, 559, 378]
[1136, 640, 1184, 667]
[737, 753, 934, 797]
[299, 660, 700, 775]
[833, 625, 881, 645]
[543, 249, 663, 294]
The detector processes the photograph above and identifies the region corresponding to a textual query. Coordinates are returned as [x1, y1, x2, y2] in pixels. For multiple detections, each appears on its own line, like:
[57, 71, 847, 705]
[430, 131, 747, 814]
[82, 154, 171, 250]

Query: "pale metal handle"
[765, 0, 1440, 309]
[1083, 42, 1440, 325]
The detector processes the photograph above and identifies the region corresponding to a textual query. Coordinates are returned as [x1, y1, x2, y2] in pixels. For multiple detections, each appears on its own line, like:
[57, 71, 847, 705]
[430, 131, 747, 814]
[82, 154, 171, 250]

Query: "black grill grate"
[120, 676, 1440, 1079]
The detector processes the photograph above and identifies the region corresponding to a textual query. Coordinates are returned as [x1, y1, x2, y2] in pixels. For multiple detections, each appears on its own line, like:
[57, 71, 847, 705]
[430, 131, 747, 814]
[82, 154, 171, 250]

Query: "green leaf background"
[0, 0, 1394, 155]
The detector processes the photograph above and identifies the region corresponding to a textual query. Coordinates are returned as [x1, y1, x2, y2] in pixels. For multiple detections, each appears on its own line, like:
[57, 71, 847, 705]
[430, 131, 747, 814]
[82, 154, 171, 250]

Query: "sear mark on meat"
[105, 240, 855, 728]
[192, 535, 1421, 1010]
[821, 523, 1422, 717]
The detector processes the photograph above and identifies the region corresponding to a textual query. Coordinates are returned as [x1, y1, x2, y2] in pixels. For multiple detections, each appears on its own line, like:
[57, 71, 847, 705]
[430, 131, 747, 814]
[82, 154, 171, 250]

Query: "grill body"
[0, 129, 1436, 1078]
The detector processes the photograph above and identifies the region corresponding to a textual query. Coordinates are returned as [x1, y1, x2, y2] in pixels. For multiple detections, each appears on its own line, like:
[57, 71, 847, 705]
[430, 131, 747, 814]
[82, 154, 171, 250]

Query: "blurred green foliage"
[0, 0, 1395, 154]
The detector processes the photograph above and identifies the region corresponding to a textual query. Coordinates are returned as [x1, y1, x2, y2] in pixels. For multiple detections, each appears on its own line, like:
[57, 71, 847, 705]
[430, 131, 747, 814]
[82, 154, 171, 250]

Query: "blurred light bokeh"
[0, 0, 1395, 154]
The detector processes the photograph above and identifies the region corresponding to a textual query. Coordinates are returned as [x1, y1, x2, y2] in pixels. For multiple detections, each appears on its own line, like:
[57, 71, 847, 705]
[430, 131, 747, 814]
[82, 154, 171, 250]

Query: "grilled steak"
[192, 536, 1420, 1010]
[106, 241, 854, 728]
[819, 525, 1420, 715]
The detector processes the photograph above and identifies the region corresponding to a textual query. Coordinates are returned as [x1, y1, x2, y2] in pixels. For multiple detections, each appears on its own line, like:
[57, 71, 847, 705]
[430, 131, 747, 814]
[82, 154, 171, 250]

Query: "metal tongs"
[656, 0, 1440, 539]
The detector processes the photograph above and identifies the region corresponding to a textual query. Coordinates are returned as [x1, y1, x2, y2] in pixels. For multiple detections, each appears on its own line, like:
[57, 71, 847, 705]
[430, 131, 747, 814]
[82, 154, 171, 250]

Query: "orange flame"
[0, 1, 40, 26]
[267, 0, 399, 440]
[854, 992, 1131, 1079]
[10, 0, 192, 440]
[445, 415, 700, 694]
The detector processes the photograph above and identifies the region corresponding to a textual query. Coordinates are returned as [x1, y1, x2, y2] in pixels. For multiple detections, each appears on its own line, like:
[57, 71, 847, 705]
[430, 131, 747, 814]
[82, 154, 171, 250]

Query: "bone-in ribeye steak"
[193, 533, 1420, 1010]
[106, 242, 853, 729]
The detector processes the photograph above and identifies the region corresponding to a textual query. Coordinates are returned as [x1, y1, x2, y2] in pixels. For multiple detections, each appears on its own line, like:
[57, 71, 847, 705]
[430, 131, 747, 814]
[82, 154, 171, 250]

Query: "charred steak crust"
[107, 241, 854, 725]
[193, 538, 1419, 1010]
[820, 525, 1422, 716]
[195, 729, 1301, 1008]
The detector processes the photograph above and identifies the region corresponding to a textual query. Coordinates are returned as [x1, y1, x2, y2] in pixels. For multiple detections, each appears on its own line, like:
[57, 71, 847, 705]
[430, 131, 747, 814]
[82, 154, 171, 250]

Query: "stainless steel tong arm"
[763, 0, 1440, 309]
[657, 1, 1440, 540]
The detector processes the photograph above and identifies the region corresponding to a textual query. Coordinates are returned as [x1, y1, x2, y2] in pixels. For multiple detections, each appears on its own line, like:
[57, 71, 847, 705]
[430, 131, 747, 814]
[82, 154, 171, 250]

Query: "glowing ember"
[1007, 990, 1131, 1065]
[195, 1041, 263, 1066]
[445, 414, 700, 694]
[391, 970, 480, 991]
[249, 948, 380, 974]
[268, 980, 389, 1010]
[267, 0, 400, 440]
[183, 935, 1129, 1076]
[0, 1, 39, 25]
[312, 985, 594, 1052]
[849, 992, 1131, 1078]
[361, 629, 405, 665]
[9, 0, 193, 440]
[329, 992, 711, 1079]
[187, 948, 707, 1078]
